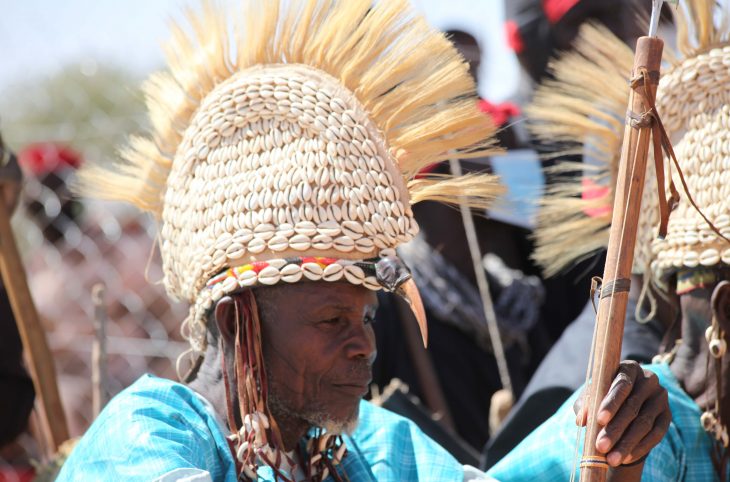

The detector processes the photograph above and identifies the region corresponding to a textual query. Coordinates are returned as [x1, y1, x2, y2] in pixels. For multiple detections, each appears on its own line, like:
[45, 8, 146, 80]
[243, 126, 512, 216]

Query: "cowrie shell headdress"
[78, 0, 504, 352]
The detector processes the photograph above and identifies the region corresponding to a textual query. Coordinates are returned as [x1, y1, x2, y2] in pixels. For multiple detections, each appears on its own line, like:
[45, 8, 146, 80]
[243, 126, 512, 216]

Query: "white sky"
[0, 0, 520, 101]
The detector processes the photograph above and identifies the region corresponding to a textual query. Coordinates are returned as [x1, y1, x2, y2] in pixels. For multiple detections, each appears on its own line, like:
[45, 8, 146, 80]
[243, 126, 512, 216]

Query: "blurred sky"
[0, 0, 520, 101]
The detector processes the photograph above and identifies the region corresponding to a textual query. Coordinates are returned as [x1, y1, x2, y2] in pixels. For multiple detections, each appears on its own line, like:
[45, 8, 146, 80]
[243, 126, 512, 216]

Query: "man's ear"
[711, 280, 730, 332]
[214, 295, 237, 345]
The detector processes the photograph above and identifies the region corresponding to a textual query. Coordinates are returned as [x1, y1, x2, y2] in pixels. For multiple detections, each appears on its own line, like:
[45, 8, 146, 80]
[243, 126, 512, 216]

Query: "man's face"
[258, 282, 378, 434]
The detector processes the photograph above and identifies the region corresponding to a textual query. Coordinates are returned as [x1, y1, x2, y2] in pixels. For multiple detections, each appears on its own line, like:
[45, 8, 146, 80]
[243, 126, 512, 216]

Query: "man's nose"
[345, 321, 377, 363]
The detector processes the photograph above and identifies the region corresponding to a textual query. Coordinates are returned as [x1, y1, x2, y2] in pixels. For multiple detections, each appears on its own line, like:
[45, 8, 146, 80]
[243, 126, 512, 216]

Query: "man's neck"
[187, 354, 228, 424]
[188, 351, 310, 452]
[267, 404, 311, 452]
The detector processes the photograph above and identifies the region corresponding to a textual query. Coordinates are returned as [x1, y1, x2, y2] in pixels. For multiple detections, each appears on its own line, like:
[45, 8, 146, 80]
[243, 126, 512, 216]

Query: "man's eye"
[319, 317, 341, 326]
[364, 315, 376, 325]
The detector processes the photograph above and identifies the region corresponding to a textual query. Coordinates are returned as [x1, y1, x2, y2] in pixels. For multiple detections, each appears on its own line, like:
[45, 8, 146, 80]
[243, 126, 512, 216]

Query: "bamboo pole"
[0, 186, 69, 453]
[91, 283, 109, 418]
[579, 36, 663, 482]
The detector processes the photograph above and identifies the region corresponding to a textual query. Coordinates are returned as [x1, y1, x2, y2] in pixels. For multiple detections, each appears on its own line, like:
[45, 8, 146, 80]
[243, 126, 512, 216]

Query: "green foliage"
[0, 64, 146, 166]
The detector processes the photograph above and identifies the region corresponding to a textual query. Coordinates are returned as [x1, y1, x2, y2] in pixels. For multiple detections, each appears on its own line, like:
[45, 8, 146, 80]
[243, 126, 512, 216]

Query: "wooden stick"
[91, 283, 109, 418]
[0, 186, 69, 453]
[579, 36, 663, 482]
[395, 296, 456, 433]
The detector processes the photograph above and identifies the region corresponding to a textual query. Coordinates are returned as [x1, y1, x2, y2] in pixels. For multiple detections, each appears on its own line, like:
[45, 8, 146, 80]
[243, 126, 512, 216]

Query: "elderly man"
[489, 3, 730, 480]
[0, 133, 36, 475]
[57, 1, 669, 481]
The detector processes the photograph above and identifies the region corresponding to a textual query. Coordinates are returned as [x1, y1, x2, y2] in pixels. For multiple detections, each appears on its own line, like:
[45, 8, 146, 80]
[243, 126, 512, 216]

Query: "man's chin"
[322, 415, 360, 436]
[314, 400, 361, 436]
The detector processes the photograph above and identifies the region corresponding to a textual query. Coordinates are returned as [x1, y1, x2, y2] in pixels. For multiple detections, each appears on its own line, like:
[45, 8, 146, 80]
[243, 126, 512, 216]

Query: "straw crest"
[529, 1, 730, 281]
[527, 23, 661, 277]
[76, 0, 503, 350]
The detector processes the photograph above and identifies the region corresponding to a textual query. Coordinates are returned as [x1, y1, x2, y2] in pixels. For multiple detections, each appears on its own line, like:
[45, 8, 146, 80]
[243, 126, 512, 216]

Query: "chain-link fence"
[0, 65, 190, 479]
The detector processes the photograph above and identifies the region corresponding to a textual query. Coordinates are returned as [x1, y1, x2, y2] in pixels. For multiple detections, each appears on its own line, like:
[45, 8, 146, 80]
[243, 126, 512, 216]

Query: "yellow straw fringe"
[528, 23, 633, 276]
[530, 2, 728, 277]
[77, 0, 500, 216]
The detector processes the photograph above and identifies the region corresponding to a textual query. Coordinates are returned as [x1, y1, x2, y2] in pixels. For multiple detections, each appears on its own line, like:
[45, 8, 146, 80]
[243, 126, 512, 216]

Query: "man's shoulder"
[347, 400, 467, 481]
[356, 398, 409, 426]
[87, 374, 210, 430]
[57, 375, 235, 481]
[353, 399, 434, 441]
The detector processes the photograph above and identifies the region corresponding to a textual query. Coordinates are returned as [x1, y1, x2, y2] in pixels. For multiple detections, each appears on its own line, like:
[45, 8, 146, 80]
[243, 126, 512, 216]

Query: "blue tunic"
[57, 374, 478, 481]
[487, 363, 726, 481]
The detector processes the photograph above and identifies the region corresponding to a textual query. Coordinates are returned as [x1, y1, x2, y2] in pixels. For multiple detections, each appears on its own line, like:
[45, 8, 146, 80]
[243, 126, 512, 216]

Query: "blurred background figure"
[370, 24, 547, 462]
[483, 0, 675, 469]
[0, 133, 37, 482]
[12, 142, 189, 437]
[504, 0, 664, 85]
[0, 62, 190, 454]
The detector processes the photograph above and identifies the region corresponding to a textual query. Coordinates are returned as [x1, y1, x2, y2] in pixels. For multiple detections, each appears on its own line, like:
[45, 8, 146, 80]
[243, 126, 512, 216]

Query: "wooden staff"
[91, 283, 109, 418]
[0, 186, 69, 453]
[579, 36, 664, 481]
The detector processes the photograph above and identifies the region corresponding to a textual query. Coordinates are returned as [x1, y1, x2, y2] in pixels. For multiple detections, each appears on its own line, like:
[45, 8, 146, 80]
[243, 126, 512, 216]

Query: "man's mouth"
[331, 379, 372, 397]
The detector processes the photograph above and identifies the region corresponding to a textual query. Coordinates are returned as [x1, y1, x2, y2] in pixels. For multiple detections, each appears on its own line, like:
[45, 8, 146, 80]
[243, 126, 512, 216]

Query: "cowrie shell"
[222, 276, 238, 293]
[268, 235, 289, 252]
[214, 233, 234, 251]
[355, 237, 375, 253]
[294, 221, 317, 236]
[362, 276, 380, 291]
[302, 262, 324, 280]
[342, 220, 364, 239]
[239, 269, 258, 287]
[276, 223, 295, 238]
[226, 243, 246, 260]
[343, 265, 365, 285]
[290, 234, 312, 251]
[385, 217, 398, 237]
[281, 264, 303, 283]
[683, 250, 699, 267]
[322, 263, 344, 282]
[371, 214, 385, 232]
[267, 259, 287, 269]
[212, 249, 227, 267]
[362, 222, 377, 236]
[248, 237, 266, 254]
[333, 236, 355, 252]
[258, 266, 282, 285]
[312, 234, 334, 250]
[254, 223, 276, 240]
[699, 249, 721, 266]
[317, 206, 330, 223]
[233, 228, 254, 245]
[722, 248, 730, 265]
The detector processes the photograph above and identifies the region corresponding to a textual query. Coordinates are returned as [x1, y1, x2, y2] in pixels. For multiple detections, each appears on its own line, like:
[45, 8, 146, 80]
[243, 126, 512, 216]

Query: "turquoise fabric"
[487, 362, 726, 481]
[56, 374, 466, 481]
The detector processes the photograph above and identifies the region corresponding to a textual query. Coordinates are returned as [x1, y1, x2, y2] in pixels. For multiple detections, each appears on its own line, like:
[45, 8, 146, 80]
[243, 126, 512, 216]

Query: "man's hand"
[574, 360, 671, 467]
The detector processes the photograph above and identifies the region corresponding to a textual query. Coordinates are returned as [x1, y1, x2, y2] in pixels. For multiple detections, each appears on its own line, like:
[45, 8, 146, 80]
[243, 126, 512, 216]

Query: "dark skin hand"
[574, 361, 671, 481]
